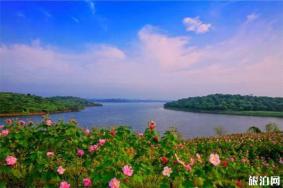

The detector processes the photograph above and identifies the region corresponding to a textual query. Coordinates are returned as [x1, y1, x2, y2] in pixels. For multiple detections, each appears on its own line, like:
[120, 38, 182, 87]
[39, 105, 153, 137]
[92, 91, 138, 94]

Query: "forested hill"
[164, 94, 283, 117]
[0, 92, 102, 115]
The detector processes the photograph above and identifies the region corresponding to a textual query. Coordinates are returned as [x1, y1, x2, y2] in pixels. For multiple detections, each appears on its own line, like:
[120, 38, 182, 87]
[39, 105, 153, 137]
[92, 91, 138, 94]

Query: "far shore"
[164, 107, 283, 118]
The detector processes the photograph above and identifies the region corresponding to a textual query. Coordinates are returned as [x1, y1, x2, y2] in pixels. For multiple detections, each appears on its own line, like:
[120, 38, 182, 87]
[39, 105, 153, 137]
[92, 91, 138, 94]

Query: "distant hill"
[0, 92, 102, 116]
[90, 98, 168, 103]
[164, 94, 283, 117]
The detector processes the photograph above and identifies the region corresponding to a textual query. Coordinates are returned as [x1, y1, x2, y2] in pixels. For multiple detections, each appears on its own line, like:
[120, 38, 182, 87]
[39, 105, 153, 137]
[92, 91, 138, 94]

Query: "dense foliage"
[0, 119, 282, 187]
[0, 92, 101, 115]
[164, 94, 283, 116]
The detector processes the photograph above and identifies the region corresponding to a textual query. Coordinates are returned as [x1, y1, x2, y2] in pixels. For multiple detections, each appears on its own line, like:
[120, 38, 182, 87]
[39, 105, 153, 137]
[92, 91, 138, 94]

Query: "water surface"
[1, 102, 282, 138]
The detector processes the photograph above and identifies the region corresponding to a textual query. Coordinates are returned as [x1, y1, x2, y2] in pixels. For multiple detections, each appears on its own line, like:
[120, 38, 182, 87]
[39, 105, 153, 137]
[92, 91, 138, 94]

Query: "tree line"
[164, 94, 283, 112]
[0, 92, 102, 114]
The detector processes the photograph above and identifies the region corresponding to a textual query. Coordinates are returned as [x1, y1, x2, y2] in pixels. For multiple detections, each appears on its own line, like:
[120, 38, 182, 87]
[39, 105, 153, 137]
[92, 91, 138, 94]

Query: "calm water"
[1, 102, 282, 138]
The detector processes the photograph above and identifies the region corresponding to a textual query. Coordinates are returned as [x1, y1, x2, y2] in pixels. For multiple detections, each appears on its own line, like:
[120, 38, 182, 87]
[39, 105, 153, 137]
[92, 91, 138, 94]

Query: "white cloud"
[1, 17, 282, 98]
[183, 17, 212, 34]
[138, 25, 202, 70]
[246, 13, 259, 23]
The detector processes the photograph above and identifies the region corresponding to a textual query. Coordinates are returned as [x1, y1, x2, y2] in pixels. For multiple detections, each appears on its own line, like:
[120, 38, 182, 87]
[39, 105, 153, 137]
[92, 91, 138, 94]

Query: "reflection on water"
[1, 102, 282, 138]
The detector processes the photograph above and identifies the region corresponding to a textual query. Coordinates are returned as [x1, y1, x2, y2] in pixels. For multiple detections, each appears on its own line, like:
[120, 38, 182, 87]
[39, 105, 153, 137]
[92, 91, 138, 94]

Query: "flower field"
[0, 119, 282, 188]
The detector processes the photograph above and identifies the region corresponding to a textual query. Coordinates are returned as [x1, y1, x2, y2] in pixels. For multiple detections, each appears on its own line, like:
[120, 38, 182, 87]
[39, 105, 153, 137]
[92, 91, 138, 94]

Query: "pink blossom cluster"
[57, 166, 65, 175]
[83, 178, 92, 187]
[77, 149, 84, 157]
[59, 178, 92, 187]
[59, 181, 70, 188]
[109, 178, 120, 188]
[6, 156, 17, 166]
[45, 119, 53, 126]
[88, 139, 106, 153]
[162, 166, 172, 177]
[209, 153, 221, 166]
[122, 165, 133, 176]
[108, 165, 134, 188]
[1, 129, 9, 137]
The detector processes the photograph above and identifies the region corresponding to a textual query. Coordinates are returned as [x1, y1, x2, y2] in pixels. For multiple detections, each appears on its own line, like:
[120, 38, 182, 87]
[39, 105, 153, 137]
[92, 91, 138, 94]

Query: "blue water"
[0, 102, 282, 138]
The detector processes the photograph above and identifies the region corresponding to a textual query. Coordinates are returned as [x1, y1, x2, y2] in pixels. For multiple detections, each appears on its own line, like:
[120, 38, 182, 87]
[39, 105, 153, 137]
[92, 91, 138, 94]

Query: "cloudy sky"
[0, 1, 282, 99]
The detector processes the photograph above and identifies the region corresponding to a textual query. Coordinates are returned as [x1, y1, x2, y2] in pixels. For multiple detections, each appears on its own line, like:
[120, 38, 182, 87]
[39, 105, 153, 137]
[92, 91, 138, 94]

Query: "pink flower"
[18, 120, 26, 126]
[108, 178, 120, 188]
[0, 125, 4, 129]
[77, 149, 84, 157]
[209, 153, 221, 166]
[83, 178, 92, 187]
[138, 132, 144, 137]
[46, 152, 54, 157]
[279, 157, 283, 164]
[57, 166, 65, 175]
[184, 164, 192, 171]
[1, 129, 9, 136]
[59, 181, 70, 188]
[122, 165, 133, 176]
[6, 156, 17, 166]
[88, 144, 99, 153]
[162, 166, 172, 177]
[5, 119, 12, 125]
[98, 139, 106, 146]
[45, 119, 53, 126]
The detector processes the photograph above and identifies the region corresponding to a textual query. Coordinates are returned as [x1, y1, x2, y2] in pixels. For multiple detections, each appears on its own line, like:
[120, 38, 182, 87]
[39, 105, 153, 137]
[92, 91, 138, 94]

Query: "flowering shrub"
[122, 165, 133, 177]
[0, 119, 282, 187]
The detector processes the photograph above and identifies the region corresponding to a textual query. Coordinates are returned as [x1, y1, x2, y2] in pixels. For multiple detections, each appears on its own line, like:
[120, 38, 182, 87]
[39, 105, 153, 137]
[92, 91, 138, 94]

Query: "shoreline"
[164, 107, 283, 118]
[0, 105, 102, 118]
[0, 110, 76, 117]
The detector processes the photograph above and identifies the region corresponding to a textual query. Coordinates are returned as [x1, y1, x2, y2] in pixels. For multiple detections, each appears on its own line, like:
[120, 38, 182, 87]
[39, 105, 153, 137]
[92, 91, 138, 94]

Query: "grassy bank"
[0, 118, 282, 187]
[164, 107, 283, 117]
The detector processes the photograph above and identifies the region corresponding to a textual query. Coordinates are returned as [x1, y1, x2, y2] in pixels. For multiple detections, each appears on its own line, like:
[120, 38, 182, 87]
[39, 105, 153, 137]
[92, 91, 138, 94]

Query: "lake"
[1, 102, 282, 138]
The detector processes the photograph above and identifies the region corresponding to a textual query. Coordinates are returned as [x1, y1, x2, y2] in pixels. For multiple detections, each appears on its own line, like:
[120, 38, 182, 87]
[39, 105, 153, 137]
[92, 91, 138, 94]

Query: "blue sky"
[0, 1, 283, 99]
[2, 1, 282, 47]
